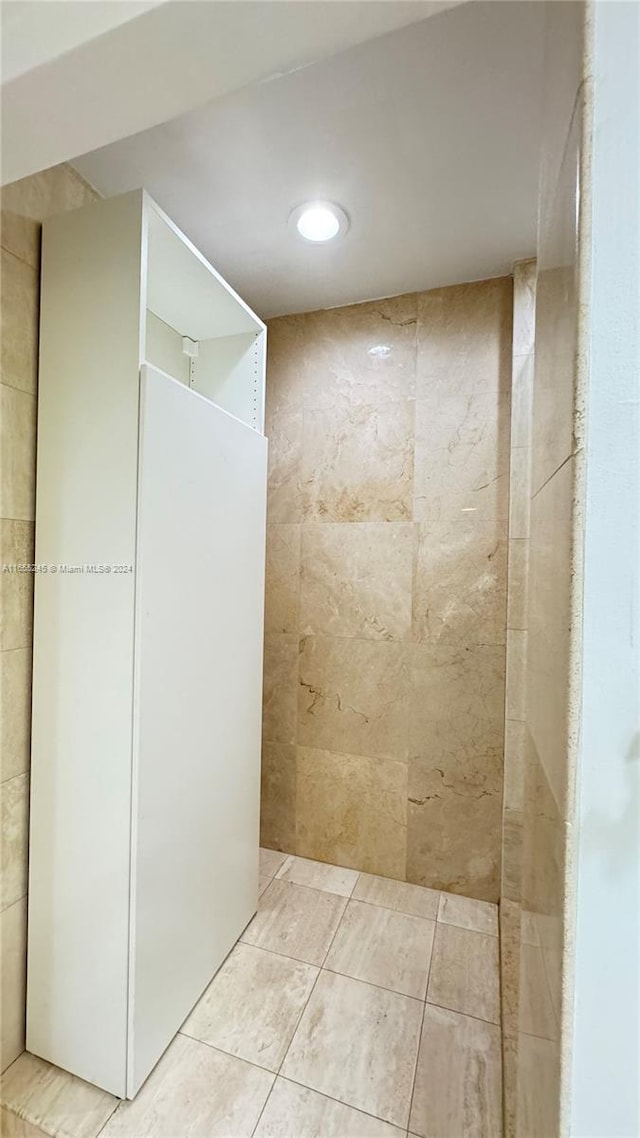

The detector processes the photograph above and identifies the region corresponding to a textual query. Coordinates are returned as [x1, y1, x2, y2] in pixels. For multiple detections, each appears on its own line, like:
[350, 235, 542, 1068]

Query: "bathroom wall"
[498, 4, 589, 1135]
[499, 258, 536, 1136]
[262, 277, 512, 901]
[0, 165, 98, 1071]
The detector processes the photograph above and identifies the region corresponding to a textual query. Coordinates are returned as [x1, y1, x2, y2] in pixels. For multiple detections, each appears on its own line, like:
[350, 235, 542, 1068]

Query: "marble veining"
[1, 852, 501, 1138]
[263, 279, 511, 899]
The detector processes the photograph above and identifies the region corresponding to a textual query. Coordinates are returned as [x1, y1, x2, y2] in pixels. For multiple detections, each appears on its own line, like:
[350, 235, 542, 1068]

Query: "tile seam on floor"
[322, 950, 433, 1004]
[250, 888, 352, 1136]
[172, 1033, 279, 1085]
[274, 871, 360, 900]
[406, 998, 428, 1136]
[260, 875, 356, 903]
[406, 897, 440, 1135]
[239, 918, 501, 1022]
[424, 994, 500, 1028]
[266, 1072, 413, 1135]
[349, 893, 441, 921]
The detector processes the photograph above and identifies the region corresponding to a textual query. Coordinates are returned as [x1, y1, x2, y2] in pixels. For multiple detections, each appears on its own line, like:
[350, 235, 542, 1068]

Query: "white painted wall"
[570, 3, 640, 1135]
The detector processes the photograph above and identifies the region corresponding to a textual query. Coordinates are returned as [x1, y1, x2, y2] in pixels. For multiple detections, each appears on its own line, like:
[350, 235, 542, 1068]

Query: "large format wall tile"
[0, 521, 34, 652]
[409, 642, 505, 764]
[407, 756, 502, 902]
[295, 294, 417, 412]
[262, 633, 298, 745]
[417, 278, 513, 397]
[264, 524, 300, 635]
[527, 458, 575, 817]
[531, 105, 582, 496]
[0, 251, 39, 395]
[0, 649, 32, 783]
[413, 393, 510, 524]
[0, 385, 37, 522]
[408, 643, 504, 900]
[300, 523, 413, 641]
[301, 400, 414, 523]
[1, 773, 29, 911]
[0, 898, 27, 1071]
[266, 407, 303, 524]
[1, 164, 96, 268]
[296, 747, 407, 878]
[263, 278, 511, 897]
[298, 636, 410, 762]
[260, 742, 296, 853]
[413, 516, 507, 646]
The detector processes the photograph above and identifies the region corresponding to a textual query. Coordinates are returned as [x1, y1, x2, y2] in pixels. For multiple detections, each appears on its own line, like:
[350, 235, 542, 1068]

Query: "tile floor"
[1, 850, 502, 1137]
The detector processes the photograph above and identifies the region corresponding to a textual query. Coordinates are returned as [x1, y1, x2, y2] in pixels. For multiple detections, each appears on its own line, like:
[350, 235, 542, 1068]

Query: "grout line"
[423, 998, 502, 1030]
[277, 1071, 413, 1132]
[406, 998, 427, 1133]
[258, 873, 356, 903]
[322, 964, 428, 1004]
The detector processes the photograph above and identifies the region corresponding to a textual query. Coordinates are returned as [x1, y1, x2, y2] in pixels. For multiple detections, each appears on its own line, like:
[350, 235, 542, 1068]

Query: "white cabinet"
[26, 191, 267, 1098]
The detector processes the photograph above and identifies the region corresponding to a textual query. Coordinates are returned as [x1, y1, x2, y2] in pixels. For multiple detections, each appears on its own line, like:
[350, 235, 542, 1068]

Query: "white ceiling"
[73, 1, 545, 319]
[0, 1, 165, 84]
[2, 0, 451, 184]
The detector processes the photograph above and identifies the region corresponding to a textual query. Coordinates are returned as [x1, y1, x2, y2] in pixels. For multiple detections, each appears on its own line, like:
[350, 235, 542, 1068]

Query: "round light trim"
[289, 201, 349, 243]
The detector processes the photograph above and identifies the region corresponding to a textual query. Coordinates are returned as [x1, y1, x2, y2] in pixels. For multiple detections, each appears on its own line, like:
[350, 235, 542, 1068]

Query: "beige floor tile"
[0, 1051, 117, 1138]
[427, 924, 500, 1024]
[325, 900, 435, 999]
[281, 971, 422, 1128]
[352, 873, 439, 919]
[181, 943, 317, 1072]
[260, 848, 290, 878]
[258, 875, 271, 898]
[437, 892, 498, 936]
[0, 1107, 48, 1138]
[241, 880, 347, 966]
[101, 1034, 273, 1137]
[409, 1005, 502, 1138]
[275, 855, 358, 897]
[254, 1078, 405, 1138]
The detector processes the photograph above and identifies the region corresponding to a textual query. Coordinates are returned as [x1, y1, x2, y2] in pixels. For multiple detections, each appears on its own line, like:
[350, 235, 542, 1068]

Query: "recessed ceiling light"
[289, 201, 349, 243]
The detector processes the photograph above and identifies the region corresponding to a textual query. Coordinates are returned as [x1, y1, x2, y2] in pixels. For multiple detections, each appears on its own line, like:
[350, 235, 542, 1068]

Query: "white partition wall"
[26, 192, 267, 1098]
[131, 367, 267, 1093]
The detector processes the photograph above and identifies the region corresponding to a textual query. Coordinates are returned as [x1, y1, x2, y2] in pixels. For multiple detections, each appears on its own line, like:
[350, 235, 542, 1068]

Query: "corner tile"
[0, 385, 37, 522]
[260, 741, 296, 853]
[296, 747, 407, 879]
[1, 773, 29, 911]
[0, 897, 27, 1072]
[0, 649, 32, 784]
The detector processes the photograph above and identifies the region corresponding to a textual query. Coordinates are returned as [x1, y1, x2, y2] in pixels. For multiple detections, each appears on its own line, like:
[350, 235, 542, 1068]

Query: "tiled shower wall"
[500, 4, 588, 1135]
[0, 165, 98, 1071]
[262, 278, 512, 902]
[499, 258, 536, 1137]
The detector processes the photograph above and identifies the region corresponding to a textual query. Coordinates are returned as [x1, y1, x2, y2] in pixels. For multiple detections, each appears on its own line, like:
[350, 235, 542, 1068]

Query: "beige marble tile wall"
[499, 259, 536, 1138]
[262, 278, 512, 902]
[505, 5, 588, 1137]
[0, 165, 98, 1072]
